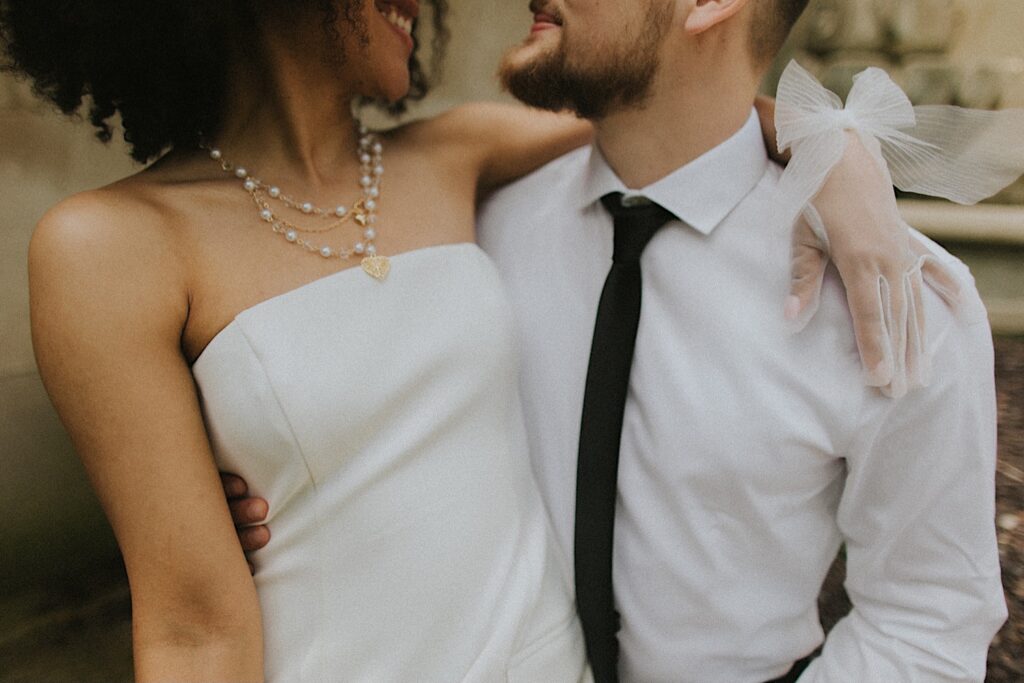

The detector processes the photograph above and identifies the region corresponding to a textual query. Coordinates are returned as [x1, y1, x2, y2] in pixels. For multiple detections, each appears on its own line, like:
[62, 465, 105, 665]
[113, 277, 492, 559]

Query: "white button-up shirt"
[477, 111, 1007, 682]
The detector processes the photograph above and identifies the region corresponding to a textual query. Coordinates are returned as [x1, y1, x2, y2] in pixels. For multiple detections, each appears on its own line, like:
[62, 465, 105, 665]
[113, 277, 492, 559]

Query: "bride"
[6, 0, 931, 680]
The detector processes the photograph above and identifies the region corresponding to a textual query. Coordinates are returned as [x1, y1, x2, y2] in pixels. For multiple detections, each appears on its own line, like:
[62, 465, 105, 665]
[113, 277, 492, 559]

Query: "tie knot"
[600, 192, 676, 264]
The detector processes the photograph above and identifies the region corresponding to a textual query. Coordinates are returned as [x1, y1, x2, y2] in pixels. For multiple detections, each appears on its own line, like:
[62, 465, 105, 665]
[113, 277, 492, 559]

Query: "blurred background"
[1, 0, 1021, 680]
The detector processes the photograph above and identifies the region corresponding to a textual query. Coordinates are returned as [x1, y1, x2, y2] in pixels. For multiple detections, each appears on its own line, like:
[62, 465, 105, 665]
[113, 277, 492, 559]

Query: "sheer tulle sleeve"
[774, 60, 1024, 398]
[775, 59, 1024, 231]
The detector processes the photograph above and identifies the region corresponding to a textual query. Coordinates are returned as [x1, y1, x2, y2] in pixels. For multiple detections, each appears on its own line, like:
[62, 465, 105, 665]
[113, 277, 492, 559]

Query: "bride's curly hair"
[0, 0, 449, 163]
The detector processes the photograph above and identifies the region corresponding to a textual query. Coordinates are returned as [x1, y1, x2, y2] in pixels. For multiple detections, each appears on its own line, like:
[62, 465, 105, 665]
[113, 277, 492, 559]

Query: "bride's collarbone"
[178, 206, 474, 365]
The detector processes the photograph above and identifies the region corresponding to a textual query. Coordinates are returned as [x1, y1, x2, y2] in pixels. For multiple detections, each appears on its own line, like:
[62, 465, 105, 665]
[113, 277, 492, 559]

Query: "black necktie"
[575, 192, 676, 683]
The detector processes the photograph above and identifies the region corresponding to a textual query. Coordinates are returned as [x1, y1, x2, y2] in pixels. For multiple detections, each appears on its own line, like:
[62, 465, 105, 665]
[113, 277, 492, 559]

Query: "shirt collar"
[577, 109, 769, 235]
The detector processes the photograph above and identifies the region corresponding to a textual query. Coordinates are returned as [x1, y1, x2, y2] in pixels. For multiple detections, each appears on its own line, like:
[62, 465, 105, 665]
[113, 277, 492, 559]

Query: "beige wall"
[0, 79, 138, 590]
[1, 0, 1022, 590]
[951, 0, 1024, 63]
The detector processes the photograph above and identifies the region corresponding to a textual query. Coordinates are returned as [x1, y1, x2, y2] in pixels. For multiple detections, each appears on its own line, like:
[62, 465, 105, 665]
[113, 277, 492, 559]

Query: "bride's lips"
[377, 0, 419, 20]
[375, 0, 418, 52]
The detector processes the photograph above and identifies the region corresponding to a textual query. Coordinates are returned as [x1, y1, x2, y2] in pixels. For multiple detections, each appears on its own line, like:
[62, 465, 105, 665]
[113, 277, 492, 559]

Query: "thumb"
[786, 240, 829, 333]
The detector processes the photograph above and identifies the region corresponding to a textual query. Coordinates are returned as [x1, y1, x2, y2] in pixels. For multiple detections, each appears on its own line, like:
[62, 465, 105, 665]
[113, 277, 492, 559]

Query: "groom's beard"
[498, 5, 672, 120]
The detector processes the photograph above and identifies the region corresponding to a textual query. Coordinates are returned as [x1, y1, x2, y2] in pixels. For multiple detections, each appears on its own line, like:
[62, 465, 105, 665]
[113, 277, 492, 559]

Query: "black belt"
[765, 656, 814, 683]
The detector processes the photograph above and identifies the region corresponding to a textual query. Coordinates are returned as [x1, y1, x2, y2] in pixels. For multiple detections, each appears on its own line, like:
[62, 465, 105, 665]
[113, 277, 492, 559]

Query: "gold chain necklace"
[205, 126, 390, 280]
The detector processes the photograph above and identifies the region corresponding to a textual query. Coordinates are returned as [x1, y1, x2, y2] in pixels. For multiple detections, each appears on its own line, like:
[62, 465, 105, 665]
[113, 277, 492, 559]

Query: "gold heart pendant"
[361, 255, 391, 281]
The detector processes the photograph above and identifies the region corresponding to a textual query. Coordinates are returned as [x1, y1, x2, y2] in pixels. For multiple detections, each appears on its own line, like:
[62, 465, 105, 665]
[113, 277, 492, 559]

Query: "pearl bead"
[208, 128, 389, 263]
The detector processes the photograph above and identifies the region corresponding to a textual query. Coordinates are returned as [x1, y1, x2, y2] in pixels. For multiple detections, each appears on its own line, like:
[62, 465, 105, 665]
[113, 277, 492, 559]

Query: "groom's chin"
[499, 46, 568, 113]
[499, 39, 548, 77]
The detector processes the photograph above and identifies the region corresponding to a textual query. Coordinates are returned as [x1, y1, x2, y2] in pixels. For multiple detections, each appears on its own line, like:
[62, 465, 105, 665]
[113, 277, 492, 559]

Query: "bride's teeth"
[380, 5, 412, 35]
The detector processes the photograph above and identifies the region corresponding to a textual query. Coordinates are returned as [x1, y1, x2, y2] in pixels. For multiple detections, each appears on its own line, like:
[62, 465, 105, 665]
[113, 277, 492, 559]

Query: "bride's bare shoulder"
[29, 164, 197, 327]
[31, 150, 217, 265]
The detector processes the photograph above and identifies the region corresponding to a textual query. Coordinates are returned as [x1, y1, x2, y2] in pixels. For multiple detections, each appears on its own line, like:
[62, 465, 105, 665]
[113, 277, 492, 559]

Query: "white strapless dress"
[192, 244, 587, 682]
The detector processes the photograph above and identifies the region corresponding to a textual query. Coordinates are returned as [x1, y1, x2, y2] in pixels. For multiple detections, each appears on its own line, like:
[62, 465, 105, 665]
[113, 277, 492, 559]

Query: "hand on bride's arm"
[221, 473, 272, 570]
[30, 194, 265, 682]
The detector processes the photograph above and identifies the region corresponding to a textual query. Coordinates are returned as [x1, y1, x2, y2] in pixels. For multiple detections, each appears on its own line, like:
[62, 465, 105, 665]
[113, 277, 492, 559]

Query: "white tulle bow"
[774, 59, 1024, 233]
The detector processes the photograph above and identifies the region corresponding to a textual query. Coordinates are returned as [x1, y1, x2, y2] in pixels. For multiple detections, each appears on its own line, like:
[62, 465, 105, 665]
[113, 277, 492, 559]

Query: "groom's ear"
[683, 0, 752, 35]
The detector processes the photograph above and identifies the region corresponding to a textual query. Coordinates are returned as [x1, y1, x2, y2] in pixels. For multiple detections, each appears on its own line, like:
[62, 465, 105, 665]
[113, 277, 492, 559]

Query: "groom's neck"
[593, 59, 763, 189]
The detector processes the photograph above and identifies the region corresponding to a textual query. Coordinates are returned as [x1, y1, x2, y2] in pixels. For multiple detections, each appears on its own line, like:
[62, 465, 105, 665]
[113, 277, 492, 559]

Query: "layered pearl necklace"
[206, 126, 391, 280]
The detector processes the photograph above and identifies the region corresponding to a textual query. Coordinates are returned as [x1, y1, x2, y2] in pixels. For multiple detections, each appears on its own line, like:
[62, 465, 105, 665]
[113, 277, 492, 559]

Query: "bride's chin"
[379, 74, 413, 103]
[371, 88, 409, 106]
[350, 73, 411, 104]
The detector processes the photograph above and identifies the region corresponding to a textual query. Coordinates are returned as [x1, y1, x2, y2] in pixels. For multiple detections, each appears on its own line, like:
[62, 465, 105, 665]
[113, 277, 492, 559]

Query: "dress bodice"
[193, 244, 585, 682]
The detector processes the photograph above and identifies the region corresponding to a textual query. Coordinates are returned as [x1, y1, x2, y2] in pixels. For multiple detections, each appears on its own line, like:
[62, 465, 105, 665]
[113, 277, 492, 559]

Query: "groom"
[228, 0, 1006, 680]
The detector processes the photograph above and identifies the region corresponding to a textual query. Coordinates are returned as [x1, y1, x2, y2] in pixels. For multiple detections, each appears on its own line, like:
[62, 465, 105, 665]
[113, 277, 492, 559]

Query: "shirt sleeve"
[798, 299, 1008, 681]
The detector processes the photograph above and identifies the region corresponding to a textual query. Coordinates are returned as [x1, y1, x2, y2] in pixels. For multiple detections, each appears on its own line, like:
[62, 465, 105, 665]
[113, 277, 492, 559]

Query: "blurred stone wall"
[770, 0, 1024, 202]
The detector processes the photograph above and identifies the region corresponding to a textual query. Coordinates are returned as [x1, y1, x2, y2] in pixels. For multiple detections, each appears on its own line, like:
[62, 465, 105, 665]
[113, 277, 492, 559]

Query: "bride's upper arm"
[427, 102, 593, 195]
[28, 192, 264, 679]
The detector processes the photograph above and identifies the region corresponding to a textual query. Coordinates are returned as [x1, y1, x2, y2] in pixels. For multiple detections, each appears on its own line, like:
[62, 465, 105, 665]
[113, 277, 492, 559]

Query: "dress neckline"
[191, 242, 481, 368]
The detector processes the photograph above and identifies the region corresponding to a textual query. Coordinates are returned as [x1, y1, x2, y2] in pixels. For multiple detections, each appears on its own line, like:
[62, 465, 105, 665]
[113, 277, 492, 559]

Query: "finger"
[220, 472, 248, 499]
[786, 243, 829, 332]
[238, 525, 271, 552]
[880, 274, 909, 399]
[919, 254, 963, 312]
[800, 203, 831, 251]
[786, 212, 829, 332]
[905, 266, 932, 388]
[844, 271, 892, 387]
[908, 231, 963, 309]
[229, 497, 269, 526]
